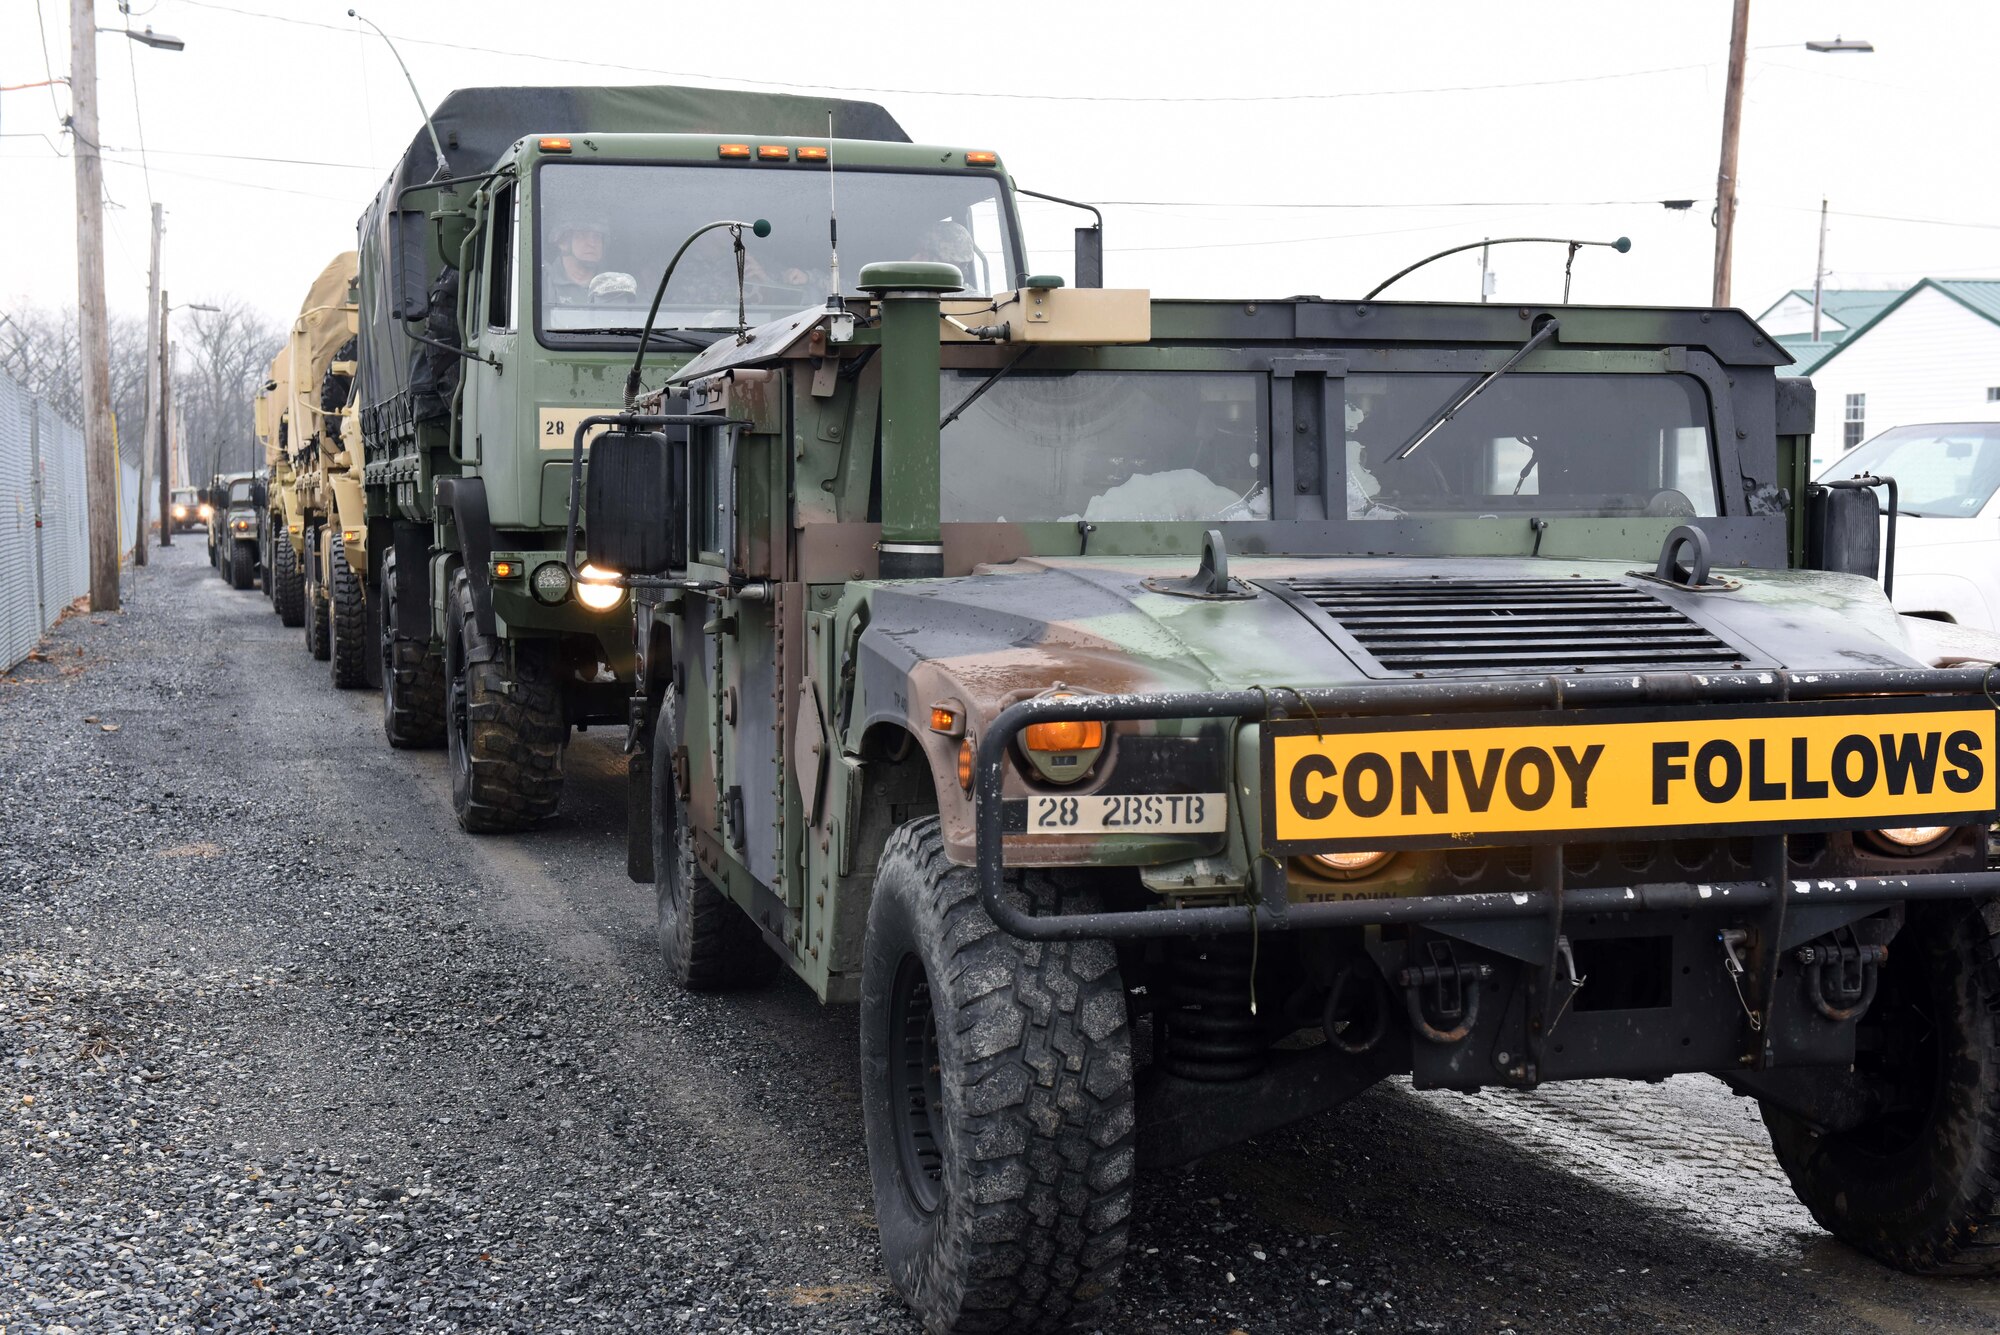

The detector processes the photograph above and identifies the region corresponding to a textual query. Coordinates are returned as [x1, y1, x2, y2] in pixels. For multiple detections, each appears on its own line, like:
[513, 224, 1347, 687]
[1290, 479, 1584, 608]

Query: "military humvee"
[210, 472, 262, 590]
[576, 264, 2000, 1330]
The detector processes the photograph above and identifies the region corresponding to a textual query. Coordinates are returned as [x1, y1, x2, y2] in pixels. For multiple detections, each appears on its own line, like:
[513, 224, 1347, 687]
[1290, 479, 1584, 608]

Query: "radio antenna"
[824, 110, 842, 309]
[348, 10, 447, 181]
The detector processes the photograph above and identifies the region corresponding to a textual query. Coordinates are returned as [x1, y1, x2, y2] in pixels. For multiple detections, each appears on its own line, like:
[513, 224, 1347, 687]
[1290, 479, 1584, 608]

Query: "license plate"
[1263, 700, 1999, 851]
[1027, 792, 1229, 835]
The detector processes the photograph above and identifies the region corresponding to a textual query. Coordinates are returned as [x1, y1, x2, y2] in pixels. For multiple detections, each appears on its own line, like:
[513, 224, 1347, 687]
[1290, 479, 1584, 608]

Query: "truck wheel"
[303, 528, 330, 661]
[328, 528, 368, 689]
[859, 817, 1134, 1334]
[1761, 901, 2000, 1274]
[444, 566, 565, 832]
[650, 689, 778, 989]
[378, 547, 444, 749]
[228, 540, 255, 591]
[263, 527, 277, 606]
[270, 527, 305, 628]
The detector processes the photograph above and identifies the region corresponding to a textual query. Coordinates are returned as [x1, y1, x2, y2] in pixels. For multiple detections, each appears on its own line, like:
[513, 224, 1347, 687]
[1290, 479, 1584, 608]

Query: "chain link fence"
[0, 369, 139, 672]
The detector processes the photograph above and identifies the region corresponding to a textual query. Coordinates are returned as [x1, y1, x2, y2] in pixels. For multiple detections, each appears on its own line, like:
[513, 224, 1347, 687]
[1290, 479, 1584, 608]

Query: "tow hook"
[1396, 940, 1492, 1044]
[1797, 929, 1888, 1022]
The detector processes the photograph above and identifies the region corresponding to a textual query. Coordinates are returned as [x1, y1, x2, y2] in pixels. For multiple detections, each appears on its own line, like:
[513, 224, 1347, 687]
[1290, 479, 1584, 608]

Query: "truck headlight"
[171, 505, 187, 519]
[574, 563, 623, 611]
[198, 503, 213, 519]
[1864, 825, 1953, 855]
[1302, 850, 1395, 880]
[1019, 692, 1104, 784]
[530, 561, 573, 605]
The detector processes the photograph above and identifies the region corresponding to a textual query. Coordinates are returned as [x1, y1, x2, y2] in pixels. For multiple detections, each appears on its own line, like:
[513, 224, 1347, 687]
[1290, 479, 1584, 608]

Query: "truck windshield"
[228, 481, 254, 504]
[1820, 423, 2000, 517]
[538, 162, 1017, 334]
[1343, 372, 1717, 519]
[941, 371, 1269, 523]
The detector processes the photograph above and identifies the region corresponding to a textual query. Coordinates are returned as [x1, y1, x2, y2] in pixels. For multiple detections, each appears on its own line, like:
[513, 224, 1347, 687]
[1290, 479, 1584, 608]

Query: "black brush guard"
[973, 666, 2000, 944]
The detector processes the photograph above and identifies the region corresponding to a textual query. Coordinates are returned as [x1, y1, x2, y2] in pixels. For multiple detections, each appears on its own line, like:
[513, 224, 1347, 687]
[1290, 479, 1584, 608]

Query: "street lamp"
[1710, 2, 1874, 306]
[105, 24, 186, 51]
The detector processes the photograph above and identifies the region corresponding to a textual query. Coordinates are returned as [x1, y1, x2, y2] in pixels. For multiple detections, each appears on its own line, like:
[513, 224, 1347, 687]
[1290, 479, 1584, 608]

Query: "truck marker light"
[538, 137, 572, 153]
[929, 706, 961, 736]
[491, 559, 520, 579]
[959, 739, 975, 790]
[796, 145, 829, 162]
[757, 145, 790, 160]
[965, 150, 998, 166]
[342, 528, 361, 544]
[718, 143, 752, 159]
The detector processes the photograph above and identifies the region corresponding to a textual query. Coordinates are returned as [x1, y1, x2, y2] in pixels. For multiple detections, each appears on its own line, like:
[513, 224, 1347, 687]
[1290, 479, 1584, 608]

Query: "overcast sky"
[3, 0, 1995, 331]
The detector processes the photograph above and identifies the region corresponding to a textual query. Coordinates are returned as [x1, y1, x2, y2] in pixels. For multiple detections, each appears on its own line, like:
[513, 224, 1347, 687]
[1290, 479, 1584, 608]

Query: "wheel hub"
[888, 954, 946, 1216]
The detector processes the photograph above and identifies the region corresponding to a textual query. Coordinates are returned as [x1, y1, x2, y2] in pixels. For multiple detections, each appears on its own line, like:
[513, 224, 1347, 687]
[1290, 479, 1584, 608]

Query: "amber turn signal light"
[1023, 719, 1104, 753]
[958, 739, 975, 790]
[930, 706, 960, 735]
[965, 150, 998, 166]
[491, 559, 520, 579]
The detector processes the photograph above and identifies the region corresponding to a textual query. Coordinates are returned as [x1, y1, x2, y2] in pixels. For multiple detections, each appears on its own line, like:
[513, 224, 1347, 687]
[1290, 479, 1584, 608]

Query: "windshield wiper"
[561, 327, 712, 350]
[1394, 317, 1561, 460]
[940, 347, 1034, 431]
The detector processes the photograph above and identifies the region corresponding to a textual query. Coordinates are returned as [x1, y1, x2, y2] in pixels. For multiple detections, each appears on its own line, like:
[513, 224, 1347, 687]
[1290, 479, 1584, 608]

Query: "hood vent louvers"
[1276, 577, 1749, 676]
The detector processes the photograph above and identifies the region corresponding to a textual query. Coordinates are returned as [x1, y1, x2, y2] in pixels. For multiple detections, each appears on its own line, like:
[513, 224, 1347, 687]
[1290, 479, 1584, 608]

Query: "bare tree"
[0, 303, 155, 466]
[175, 298, 281, 483]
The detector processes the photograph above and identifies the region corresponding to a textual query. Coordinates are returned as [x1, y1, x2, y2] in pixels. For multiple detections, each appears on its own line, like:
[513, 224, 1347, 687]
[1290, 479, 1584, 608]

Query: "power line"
[99, 144, 382, 169]
[175, 0, 1715, 105]
[120, 9, 155, 207]
[31, 0, 68, 150]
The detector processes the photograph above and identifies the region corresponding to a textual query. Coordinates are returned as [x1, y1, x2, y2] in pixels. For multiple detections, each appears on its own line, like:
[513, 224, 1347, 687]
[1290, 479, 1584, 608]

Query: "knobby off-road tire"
[263, 526, 277, 607]
[227, 540, 255, 591]
[444, 567, 565, 832]
[1762, 900, 2000, 1274]
[270, 526, 305, 628]
[328, 528, 368, 689]
[860, 817, 1134, 1334]
[303, 529, 330, 662]
[378, 547, 445, 749]
[649, 690, 778, 990]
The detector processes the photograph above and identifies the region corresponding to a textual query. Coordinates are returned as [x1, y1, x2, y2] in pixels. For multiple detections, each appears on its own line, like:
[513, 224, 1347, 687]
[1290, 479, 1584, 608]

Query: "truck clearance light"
[538, 137, 572, 153]
[757, 145, 790, 160]
[717, 143, 751, 159]
[796, 145, 828, 162]
[965, 150, 998, 166]
[491, 558, 521, 580]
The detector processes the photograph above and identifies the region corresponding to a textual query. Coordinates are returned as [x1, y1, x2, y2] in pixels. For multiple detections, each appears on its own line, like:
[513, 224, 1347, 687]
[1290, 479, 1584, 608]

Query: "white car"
[1817, 422, 2000, 631]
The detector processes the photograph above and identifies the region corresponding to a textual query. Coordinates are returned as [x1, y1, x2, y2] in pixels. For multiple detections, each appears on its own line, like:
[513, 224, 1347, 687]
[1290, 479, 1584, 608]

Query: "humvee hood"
[859, 555, 1924, 721]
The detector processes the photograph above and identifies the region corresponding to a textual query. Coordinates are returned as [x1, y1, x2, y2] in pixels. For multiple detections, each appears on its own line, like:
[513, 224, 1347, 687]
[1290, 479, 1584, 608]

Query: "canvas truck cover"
[354, 85, 909, 433]
[257, 343, 292, 470]
[288, 251, 359, 459]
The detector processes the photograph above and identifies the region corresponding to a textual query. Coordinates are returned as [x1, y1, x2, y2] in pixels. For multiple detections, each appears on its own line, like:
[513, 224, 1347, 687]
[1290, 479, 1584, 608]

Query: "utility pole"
[1811, 198, 1829, 343]
[1710, 0, 1751, 307]
[156, 283, 172, 546]
[136, 204, 161, 566]
[72, 0, 120, 610]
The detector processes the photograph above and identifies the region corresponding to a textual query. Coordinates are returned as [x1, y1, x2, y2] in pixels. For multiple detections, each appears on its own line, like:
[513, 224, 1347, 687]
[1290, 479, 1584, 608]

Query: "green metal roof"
[1774, 333, 1841, 376]
[1799, 279, 2000, 377]
[1757, 287, 1902, 332]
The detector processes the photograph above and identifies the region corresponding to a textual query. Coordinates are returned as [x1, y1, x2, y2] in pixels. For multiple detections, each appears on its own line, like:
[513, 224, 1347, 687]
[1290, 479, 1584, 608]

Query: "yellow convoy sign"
[1264, 700, 1999, 851]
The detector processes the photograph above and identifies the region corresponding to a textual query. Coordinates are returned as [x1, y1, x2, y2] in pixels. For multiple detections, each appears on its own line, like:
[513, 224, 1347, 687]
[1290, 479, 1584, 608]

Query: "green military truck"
[578, 274, 2000, 1330]
[352, 85, 1046, 832]
[208, 472, 262, 590]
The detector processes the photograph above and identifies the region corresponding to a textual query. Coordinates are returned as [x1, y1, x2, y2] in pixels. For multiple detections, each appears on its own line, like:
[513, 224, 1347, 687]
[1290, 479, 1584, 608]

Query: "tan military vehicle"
[255, 343, 305, 625]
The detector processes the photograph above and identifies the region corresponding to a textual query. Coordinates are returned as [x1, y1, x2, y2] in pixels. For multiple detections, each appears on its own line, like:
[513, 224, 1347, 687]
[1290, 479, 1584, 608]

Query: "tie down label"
[1263, 700, 2000, 851]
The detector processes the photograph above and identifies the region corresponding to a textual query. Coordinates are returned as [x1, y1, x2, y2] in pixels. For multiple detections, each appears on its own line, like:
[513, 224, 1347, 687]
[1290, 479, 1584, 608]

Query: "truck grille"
[1278, 577, 1748, 675]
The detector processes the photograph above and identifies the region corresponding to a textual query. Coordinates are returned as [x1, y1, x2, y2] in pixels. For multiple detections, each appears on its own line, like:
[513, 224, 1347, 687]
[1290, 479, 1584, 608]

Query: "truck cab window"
[487, 183, 514, 330]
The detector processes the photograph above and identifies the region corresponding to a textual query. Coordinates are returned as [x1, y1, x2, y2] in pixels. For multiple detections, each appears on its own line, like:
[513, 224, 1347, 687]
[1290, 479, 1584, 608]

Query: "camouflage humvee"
[210, 471, 262, 590]
[580, 268, 2000, 1332]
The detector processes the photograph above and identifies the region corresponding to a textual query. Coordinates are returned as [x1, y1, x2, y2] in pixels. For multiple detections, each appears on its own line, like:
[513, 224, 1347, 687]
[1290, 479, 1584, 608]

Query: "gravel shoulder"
[6, 542, 2000, 1334]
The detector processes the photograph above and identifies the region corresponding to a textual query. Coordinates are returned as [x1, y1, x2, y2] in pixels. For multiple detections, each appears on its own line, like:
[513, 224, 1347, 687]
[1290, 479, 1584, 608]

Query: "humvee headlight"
[198, 503, 213, 519]
[1018, 693, 1104, 784]
[171, 504, 187, 520]
[1303, 850, 1394, 880]
[1865, 825, 1953, 855]
[530, 561, 573, 605]
[574, 562, 624, 611]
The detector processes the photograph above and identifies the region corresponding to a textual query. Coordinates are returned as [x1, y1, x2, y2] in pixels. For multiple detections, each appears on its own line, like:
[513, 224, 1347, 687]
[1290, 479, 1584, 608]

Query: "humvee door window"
[940, 371, 1267, 523]
[537, 163, 1018, 334]
[1342, 373, 1717, 519]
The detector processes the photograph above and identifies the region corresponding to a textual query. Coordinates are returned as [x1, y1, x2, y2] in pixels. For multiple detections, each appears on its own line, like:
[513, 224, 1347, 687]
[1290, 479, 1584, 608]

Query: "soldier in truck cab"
[547, 216, 636, 305]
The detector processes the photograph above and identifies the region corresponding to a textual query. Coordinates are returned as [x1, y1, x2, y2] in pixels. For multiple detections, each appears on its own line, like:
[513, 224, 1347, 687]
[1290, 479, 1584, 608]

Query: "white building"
[1756, 281, 2000, 472]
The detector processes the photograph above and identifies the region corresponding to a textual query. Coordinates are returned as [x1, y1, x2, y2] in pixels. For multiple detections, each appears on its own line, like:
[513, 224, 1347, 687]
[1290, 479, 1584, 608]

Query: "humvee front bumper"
[972, 666, 2000, 944]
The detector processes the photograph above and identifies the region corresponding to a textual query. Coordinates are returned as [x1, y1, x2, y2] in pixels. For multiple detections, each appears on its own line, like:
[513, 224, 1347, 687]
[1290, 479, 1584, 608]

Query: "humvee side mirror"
[585, 430, 678, 576]
[433, 204, 475, 270]
[251, 479, 269, 509]
[1806, 477, 1894, 595]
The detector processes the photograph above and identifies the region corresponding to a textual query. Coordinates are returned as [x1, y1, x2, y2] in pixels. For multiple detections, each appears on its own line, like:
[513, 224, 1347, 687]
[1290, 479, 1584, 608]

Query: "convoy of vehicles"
[203, 79, 2000, 1334]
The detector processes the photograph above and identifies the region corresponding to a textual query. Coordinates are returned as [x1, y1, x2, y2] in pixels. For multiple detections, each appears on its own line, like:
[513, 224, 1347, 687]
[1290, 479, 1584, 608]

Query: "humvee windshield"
[936, 368, 1715, 525]
[538, 163, 1018, 335]
[227, 480, 255, 505]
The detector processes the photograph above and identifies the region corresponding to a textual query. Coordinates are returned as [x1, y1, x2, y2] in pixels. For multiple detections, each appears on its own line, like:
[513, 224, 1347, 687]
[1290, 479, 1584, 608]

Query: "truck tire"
[303, 528, 330, 661]
[328, 528, 367, 689]
[228, 539, 255, 591]
[1761, 900, 2000, 1274]
[378, 547, 445, 749]
[270, 526, 305, 628]
[650, 689, 778, 989]
[859, 817, 1134, 1334]
[444, 566, 565, 832]
[263, 525, 277, 606]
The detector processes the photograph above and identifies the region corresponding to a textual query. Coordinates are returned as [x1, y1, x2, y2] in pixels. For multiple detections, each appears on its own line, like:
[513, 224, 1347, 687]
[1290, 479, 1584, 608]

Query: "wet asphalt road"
[6, 540, 2000, 1334]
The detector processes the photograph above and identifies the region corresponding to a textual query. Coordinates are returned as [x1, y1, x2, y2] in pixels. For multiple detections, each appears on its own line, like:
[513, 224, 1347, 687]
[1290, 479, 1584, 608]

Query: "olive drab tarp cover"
[354, 85, 910, 437]
[289, 252, 359, 458]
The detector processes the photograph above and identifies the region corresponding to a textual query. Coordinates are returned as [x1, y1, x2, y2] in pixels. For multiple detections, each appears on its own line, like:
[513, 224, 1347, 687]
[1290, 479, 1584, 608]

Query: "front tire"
[303, 527, 330, 661]
[444, 567, 565, 832]
[650, 689, 777, 990]
[1762, 901, 2000, 1273]
[227, 540, 255, 590]
[270, 526, 305, 628]
[328, 528, 367, 689]
[859, 817, 1134, 1333]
